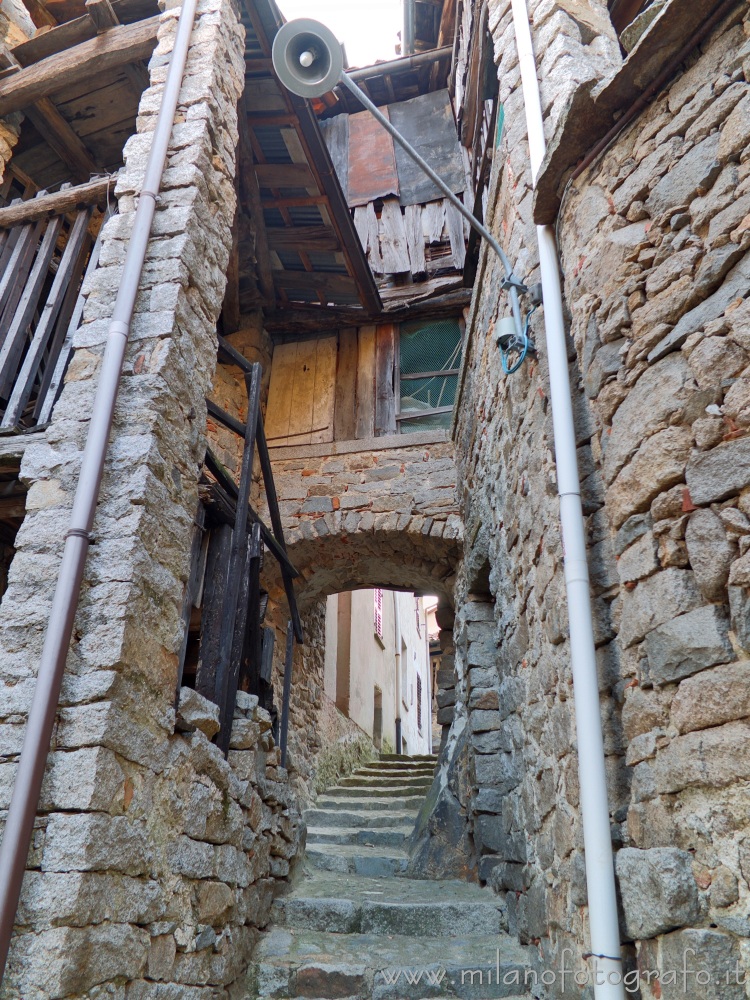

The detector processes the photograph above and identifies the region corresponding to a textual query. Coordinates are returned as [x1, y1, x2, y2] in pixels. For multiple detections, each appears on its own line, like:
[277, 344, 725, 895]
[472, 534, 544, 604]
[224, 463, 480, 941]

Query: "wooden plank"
[36, 205, 108, 424]
[0, 15, 160, 116]
[11, 0, 156, 67]
[404, 203, 426, 275]
[271, 270, 359, 300]
[288, 337, 318, 445]
[374, 323, 396, 436]
[0, 219, 46, 338]
[255, 415, 303, 642]
[423, 200, 445, 243]
[215, 364, 262, 750]
[238, 93, 275, 303]
[243, 76, 287, 113]
[444, 199, 466, 270]
[24, 0, 57, 28]
[334, 327, 358, 441]
[356, 324, 376, 439]
[259, 626, 275, 684]
[389, 90, 466, 206]
[311, 334, 337, 445]
[3, 208, 90, 428]
[0, 215, 63, 400]
[267, 225, 339, 253]
[264, 340, 297, 443]
[379, 197, 410, 274]
[319, 114, 349, 204]
[84, 0, 150, 97]
[85, 0, 119, 31]
[353, 202, 383, 274]
[175, 501, 206, 695]
[347, 106, 399, 207]
[254, 162, 316, 189]
[24, 99, 100, 182]
[195, 522, 232, 703]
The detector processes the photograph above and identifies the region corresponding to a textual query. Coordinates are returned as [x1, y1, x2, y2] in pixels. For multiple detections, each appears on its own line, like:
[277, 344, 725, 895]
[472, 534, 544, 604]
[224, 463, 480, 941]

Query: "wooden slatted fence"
[0, 180, 113, 431]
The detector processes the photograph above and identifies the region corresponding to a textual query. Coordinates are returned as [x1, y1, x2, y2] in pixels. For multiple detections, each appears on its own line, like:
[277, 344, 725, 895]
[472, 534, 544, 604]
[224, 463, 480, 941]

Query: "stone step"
[305, 843, 409, 877]
[249, 927, 533, 999]
[306, 825, 413, 848]
[355, 765, 436, 778]
[304, 807, 420, 829]
[379, 753, 437, 763]
[337, 774, 433, 789]
[315, 794, 427, 811]
[272, 872, 508, 938]
[323, 784, 430, 799]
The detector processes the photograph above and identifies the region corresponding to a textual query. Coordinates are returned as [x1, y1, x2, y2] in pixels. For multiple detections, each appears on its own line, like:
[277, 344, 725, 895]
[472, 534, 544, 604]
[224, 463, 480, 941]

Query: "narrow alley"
[251, 755, 536, 998]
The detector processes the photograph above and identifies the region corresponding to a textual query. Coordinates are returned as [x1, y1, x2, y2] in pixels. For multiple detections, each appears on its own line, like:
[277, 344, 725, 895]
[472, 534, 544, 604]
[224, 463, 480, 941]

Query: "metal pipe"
[394, 592, 402, 755]
[338, 71, 525, 339]
[509, 1, 625, 996]
[348, 46, 452, 82]
[0, 0, 199, 983]
[403, 0, 416, 56]
[280, 621, 294, 768]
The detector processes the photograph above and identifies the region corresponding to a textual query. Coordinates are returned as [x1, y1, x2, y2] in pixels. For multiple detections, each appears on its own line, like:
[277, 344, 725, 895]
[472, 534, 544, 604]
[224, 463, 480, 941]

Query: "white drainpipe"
[394, 593, 403, 753]
[509, 2, 625, 996]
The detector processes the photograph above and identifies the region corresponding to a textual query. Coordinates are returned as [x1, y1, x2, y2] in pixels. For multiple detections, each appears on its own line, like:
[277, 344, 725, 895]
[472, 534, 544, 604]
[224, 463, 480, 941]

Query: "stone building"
[0, 0, 748, 996]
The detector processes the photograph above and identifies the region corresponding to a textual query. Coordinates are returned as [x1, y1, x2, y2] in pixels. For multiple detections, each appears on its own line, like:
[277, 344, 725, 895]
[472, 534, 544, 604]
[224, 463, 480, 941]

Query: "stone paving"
[248, 755, 537, 999]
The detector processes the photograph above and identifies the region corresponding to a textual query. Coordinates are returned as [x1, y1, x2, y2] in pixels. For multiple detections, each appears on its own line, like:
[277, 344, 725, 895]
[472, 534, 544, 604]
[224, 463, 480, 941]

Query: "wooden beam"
[254, 163, 316, 189]
[271, 270, 358, 299]
[24, 0, 57, 29]
[260, 193, 328, 210]
[10, 0, 150, 67]
[85, 0, 119, 31]
[84, 0, 150, 97]
[0, 14, 160, 116]
[0, 175, 114, 228]
[24, 100, 100, 182]
[1, 43, 99, 182]
[263, 288, 472, 335]
[267, 225, 340, 253]
[238, 93, 275, 303]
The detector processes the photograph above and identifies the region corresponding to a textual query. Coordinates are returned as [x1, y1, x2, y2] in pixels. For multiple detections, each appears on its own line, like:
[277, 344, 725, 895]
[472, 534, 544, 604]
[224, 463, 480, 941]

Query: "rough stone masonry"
[445, 0, 750, 994]
[0, 0, 304, 997]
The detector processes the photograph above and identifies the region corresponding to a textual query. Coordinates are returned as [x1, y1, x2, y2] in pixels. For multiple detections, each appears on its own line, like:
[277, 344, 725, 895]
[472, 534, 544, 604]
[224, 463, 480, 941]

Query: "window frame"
[395, 315, 465, 431]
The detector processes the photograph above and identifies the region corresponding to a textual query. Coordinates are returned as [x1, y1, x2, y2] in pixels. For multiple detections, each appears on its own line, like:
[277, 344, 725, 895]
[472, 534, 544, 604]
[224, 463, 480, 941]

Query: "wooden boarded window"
[397, 317, 462, 433]
[264, 335, 337, 446]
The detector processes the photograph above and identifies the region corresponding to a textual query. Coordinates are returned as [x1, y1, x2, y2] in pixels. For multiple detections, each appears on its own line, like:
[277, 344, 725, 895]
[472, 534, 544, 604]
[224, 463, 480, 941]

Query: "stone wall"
[559, 3, 750, 986]
[450, 0, 750, 991]
[255, 435, 462, 799]
[0, 0, 305, 995]
[262, 434, 462, 608]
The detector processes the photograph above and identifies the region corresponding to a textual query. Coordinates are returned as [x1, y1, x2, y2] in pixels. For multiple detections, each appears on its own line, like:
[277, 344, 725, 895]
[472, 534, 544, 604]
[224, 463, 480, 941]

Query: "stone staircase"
[248, 754, 537, 999]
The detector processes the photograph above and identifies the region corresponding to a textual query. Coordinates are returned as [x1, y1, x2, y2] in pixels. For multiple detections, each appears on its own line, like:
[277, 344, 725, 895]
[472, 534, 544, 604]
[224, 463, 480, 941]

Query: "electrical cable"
[501, 304, 537, 375]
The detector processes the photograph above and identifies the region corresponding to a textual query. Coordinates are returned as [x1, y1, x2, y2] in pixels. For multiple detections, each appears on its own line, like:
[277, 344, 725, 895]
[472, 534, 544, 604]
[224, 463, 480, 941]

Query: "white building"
[324, 589, 432, 756]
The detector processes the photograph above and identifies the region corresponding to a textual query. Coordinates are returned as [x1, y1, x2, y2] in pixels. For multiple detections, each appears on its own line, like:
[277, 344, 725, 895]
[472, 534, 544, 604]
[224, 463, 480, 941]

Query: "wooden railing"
[0, 177, 114, 432]
[177, 345, 303, 762]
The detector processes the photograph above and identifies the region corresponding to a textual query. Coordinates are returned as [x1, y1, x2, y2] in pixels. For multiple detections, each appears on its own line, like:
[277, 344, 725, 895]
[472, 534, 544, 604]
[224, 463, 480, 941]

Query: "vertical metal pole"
[403, 0, 416, 55]
[214, 364, 261, 746]
[0, 0, 199, 984]
[279, 621, 294, 769]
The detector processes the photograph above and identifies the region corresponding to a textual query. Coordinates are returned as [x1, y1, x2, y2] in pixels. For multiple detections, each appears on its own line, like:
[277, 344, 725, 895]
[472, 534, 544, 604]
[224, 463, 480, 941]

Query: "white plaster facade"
[324, 589, 433, 755]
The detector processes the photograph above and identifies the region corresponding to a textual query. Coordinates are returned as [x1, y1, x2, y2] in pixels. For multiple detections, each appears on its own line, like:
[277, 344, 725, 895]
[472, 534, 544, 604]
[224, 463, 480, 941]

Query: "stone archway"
[261, 434, 463, 609]
[258, 434, 463, 796]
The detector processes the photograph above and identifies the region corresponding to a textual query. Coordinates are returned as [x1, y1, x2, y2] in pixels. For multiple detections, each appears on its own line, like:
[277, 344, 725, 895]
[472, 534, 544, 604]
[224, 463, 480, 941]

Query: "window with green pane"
[397, 318, 463, 433]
